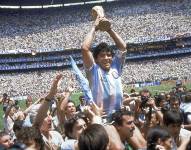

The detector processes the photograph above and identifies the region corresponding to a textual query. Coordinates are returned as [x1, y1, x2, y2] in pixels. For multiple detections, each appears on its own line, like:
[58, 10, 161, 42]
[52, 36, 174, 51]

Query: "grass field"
[1, 82, 191, 130]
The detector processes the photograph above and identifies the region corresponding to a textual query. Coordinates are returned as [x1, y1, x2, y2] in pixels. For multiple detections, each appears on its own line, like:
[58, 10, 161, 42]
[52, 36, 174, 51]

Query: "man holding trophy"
[81, 6, 127, 116]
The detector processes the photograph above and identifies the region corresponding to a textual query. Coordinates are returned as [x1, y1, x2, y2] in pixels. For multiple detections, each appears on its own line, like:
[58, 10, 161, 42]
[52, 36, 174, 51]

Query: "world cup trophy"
[91, 6, 111, 31]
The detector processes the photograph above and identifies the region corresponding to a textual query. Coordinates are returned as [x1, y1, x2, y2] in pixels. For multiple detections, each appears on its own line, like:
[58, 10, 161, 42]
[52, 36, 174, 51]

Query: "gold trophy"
[91, 6, 111, 31]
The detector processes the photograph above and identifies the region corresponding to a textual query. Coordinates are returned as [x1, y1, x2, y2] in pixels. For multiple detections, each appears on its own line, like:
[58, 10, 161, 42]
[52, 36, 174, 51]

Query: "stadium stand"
[0, 0, 191, 98]
[0, 0, 190, 53]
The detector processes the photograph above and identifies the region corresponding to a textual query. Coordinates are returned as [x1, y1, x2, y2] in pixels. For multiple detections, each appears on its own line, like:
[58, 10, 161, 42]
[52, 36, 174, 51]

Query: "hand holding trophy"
[91, 6, 111, 31]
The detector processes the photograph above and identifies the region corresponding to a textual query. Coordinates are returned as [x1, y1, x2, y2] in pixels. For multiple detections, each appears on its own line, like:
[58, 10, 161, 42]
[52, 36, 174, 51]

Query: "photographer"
[134, 89, 163, 129]
[155, 92, 170, 114]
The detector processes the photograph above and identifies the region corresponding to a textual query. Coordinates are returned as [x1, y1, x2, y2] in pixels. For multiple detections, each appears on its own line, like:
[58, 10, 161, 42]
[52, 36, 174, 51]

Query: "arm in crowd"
[177, 137, 190, 150]
[128, 125, 147, 149]
[147, 98, 163, 123]
[123, 95, 141, 107]
[33, 74, 62, 128]
[183, 124, 191, 131]
[107, 27, 126, 52]
[57, 87, 74, 126]
[84, 101, 103, 124]
[104, 125, 124, 150]
[23, 98, 42, 116]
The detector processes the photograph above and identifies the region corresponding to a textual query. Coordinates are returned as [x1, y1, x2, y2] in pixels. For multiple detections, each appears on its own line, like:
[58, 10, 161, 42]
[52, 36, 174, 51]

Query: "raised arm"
[33, 74, 62, 128]
[57, 87, 74, 126]
[107, 28, 126, 52]
[81, 18, 100, 69]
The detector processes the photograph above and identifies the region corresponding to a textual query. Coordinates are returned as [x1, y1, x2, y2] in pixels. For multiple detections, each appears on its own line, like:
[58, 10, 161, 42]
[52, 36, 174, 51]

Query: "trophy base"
[98, 18, 111, 31]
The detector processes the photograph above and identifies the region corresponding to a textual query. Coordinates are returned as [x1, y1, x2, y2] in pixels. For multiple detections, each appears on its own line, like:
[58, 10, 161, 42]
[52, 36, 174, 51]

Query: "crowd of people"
[0, 0, 191, 150]
[0, 55, 191, 98]
[0, 0, 190, 53]
[1, 73, 191, 150]
[123, 56, 191, 84]
[0, 69, 81, 99]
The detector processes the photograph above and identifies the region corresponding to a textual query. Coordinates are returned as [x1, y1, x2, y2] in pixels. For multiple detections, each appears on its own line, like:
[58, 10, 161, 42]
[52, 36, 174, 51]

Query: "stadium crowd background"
[1, 0, 191, 149]
[0, 0, 191, 53]
[0, 0, 191, 98]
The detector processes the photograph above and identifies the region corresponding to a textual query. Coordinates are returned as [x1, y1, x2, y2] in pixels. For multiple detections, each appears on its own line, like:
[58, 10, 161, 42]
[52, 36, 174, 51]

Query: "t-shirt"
[42, 130, 64, 150]
[180, 102, 191, 123]
[87, 50, 126, 114]
[61, 139, 77, 150]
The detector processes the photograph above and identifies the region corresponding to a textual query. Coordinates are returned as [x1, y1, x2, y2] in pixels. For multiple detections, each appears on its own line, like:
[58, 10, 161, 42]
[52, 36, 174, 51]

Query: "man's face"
[95, 51, 113, 71]
[80, 97, 86, 105]
[159, 99, 166, 108]
[118, 115, 135, 139]
[66, 102, 76, 116]
[141, 92, 150, 98]
[0, 134, 13, 148]
[170, 100, 180, 111]
[40, 115, 52, 132]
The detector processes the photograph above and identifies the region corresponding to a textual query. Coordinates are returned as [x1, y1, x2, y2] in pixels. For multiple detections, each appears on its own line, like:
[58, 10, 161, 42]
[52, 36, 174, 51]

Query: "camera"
[140, 95, 149, 108]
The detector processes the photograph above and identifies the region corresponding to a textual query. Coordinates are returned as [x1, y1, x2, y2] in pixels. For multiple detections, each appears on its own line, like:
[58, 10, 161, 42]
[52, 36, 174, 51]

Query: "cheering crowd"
[1, 0, 191, 149]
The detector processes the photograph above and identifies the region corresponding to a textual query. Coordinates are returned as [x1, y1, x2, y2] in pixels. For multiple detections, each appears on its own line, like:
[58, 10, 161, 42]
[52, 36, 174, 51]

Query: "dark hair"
[64, 100, 76, 111]
[93, 42, 114, 59]
[163, 110, 183, 126]
[3, 93, 8, 98]
[64, 113, 87, 139]
[169, 95, 180, 105]
[139, 88, 151, 96]
[112, 110, 134, 126]
[78, 124, 109, 150]
[79, 96, 85, 102]
[13, 120, 24, 133]
[130, 88, 136, 93]
[16, 127, 44, 150]
[147, 126, 171, 150]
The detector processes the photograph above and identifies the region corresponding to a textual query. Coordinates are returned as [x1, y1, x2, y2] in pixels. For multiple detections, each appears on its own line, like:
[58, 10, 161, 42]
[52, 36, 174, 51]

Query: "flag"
[69, 56, 93, 103]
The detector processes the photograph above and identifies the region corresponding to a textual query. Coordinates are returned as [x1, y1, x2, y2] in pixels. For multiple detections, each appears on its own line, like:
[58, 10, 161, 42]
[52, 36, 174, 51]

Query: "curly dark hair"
[93, 42, 114, 59]
[16, 127, 44, 150]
